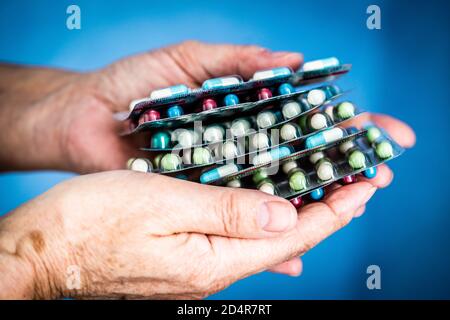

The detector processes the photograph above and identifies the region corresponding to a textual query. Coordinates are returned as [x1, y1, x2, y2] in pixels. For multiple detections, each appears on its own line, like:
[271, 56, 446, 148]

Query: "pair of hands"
[0, 41, 415, 299]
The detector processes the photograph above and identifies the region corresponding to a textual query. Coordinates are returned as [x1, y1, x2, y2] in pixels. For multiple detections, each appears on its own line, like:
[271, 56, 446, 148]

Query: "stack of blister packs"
[124, 57, 404, 207]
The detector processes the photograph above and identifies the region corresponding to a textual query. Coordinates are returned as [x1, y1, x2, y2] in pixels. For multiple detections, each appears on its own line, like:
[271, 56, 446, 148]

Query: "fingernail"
[258, 201, 297, 232]
[270, 51, 302, 59]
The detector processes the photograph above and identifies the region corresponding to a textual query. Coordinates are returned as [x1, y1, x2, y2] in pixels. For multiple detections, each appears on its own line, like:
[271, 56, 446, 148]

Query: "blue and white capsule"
[300, 57, 340, 72]
[251, 146, 292, 166]
[150, 84, 190, 100]
[200, 163, 241, 184]
[252, 67, 292, 81]
[202, 76, 242, 90]
[305, 127, 345, 149]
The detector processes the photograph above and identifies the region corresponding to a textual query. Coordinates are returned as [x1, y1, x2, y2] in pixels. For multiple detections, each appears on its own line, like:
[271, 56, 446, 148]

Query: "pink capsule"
[257, 88, 273, 100]
[290, 196, 303, 209]
[139, 109, 160, 124]
[202, 98, 217, 111]
[342, 175, 357, 184]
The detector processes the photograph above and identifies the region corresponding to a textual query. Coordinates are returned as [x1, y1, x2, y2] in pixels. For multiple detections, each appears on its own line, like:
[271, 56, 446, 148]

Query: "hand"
[0, 167, 388, 299]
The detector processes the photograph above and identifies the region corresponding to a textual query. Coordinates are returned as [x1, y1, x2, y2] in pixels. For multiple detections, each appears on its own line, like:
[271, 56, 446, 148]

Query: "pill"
[306, 112, 331, 131]
[289, 170, 307, 191]
[160, 154, 182, 171]
[316, 159, 334, 181]
[139, 109, 160, 124]
[167, 105, 184, 118]
[281, 100, 302, 119]
[257, 88, 273, 100]
[192, 147, 212, 165]
[338, 140, 355, 154]
[250, 132, 270, 150]
[258, 179, 276, 195]
[129, 158, 153, 173]
[278, 83, 295, 95]
[153, 154, 163, 168]
[301, 57, 340, 72]
[324, 105, 335, 121]
[309, 151, 325, 164]
[151, 131, 171, 149]
[335, 102, 355, 120]
[305, 127, 345, 149]
[290, 196, 303, 208]
[252, 146, 292, 165]
[282, 160, 298, 175]
[280, 123, 300, 141]
[129, 98, 147, 112]
[310, 187, 324, 200]
[126, 158, 136, 169]
[363, 166, 377, 179]
[325, 85, 341, 97]
[367, 126, 382, 143]
[202, 98, 217, 111]
[230, 118, 252, 137]
[252, 67, 292, 81]
[252, 169, 269, 185]
[202, 76, 241, 90]
[175, 174, 188, 180]
[348, 149, 366, 169]
[150, 84, 189, 99]
[226, 179, 242, 188]
[256, 111, 277, 129]
[200, 163, 241, 184]
[222, 141, 239, 159]
[177, 130, 200, 148]
[182, 149, 192, 165]
[204, 125, 225, 143]
[342, 175, 357, 184]
[307, 89, 326, 106]
[375, 140, 394, 159]
[224, 94, 239, 106]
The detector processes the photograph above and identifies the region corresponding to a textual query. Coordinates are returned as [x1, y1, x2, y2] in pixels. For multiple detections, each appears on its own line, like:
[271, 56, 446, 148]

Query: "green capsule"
[335, 102, 355, 120]
[289, 170, 307, 191]
[375, 140, 394, 159]
[367, 126, 382, 143]
[160, 153, 182, 171]
[192, 147, 212, 165]
[252, 169, 269, 185]
[153, 154, 163, 168]
[151, 131, 171, 149]
[348, 149, 366, 169]
[257, 178, 276, 195]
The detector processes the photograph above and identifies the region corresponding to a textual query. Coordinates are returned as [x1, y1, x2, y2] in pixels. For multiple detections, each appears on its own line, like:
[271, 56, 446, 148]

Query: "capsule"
[250, 132, 270, 150]
[301, 57, 340, 72]
[348, 148, 366, 169]
[252, 169, 269, 185]
[290, 196, 303, 208]
[230, 118, 252, 137]
[257, 179, 276, 195]
[192, 147, 212, 165]
[309, 151, 325, 164]
[278, 83, 295, 95]
[281, 100, 302, 119]
[324, 105, 335, 121]
[366, 126, 382, 143]
[222, 141, 239, 160]
[251, 146, 292, 165]
[202, 76, 241, 90]
[306, 112, 332, 132]
[256, 110, 277, 129]
[305, 127, 345, 149]
[204, 125, 225, 143]
[338, 140, 355, 154]
[151, 131, 171, 149]
[128, 158, 153, 173]
[342, 175, 357, 184]
[375, 140, 394, 159]
[200, 163, 241, 184]
[167, 105, 184, 118]
[160, 154, 182, 171]
[226, 179, 242, 188]
[177, 130, 200, 148]
[224, 94, 239, 106]
[280, 123, 300, 141]
[316, 158, 334, 181]
[282, 160, 298, 175]
[307, 89, 326, 106]
[363, 166, 377, 179]
[289, 169, 307, 191]
[334, 102, 355, 120]
[310, 187, 324, 200]
[252, 67, 292, 81]
[150, 84, 189, 100]
[257, 88, 273, 100]
[153, 154, 163, 168]
[202, 98, 217, 111]
[139, 109, 160, 124]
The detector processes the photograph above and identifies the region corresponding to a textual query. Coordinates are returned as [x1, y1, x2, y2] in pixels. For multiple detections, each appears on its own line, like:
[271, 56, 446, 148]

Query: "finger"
[130, 172, 297, 238]
[215, 181, 376, 279]
[354, 205, 366, 218]
[358, 164, 394, 189]
[175, 41, 303, 82]
[268, 257, 302, 276]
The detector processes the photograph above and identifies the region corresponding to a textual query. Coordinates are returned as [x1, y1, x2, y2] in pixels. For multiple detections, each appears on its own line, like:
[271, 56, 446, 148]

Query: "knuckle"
[216, 190, 243, 235]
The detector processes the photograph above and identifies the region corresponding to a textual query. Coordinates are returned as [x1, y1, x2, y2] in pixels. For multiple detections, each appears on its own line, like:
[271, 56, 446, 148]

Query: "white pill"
[309, 152, 325, 164]
[307, 89, 326, 106]
[178, 130, 199, 148]
[259, 182, 275, 195]
[222, 141, 239, 159]
[256, 111, 277, 129]
[230, 119, 251, 137]
[324, 105, 335, 121]
[280, 123, 298, 141]
[301, 57, 340, 72]
[204, 126, 225, 143]
[282, 161, 298, 175]
[281, 100, 302, 119]
[339, 140, 356, 154]
[226, 179, 241, 188]
[250, 133, 270, 150]
[309, 113, 328, 130]
[317, 161, 334, 181]
[130, 158, 152, 172]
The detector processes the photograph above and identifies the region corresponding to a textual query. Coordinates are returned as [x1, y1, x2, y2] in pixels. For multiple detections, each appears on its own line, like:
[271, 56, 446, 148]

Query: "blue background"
[1, 0, 449, 299]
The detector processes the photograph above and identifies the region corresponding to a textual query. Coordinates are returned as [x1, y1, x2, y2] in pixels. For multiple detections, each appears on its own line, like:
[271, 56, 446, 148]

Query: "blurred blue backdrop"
[1, 0, 449, 299]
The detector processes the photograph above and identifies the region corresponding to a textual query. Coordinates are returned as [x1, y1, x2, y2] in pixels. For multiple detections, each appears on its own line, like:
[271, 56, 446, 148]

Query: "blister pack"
[124, 57, 405, 207]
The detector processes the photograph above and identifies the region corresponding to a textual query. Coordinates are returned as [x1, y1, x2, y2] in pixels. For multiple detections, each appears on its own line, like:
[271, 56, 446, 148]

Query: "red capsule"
[342, 175, 357, 184]
[257, 88, 273, 100]
[202, 98, 217, 111]
[139, 109, 160, 124]
[290, 196, 303, 209]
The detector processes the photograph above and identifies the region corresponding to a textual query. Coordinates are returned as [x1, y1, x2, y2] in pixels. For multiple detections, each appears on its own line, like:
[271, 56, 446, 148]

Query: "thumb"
[137, 173, 298, 238]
